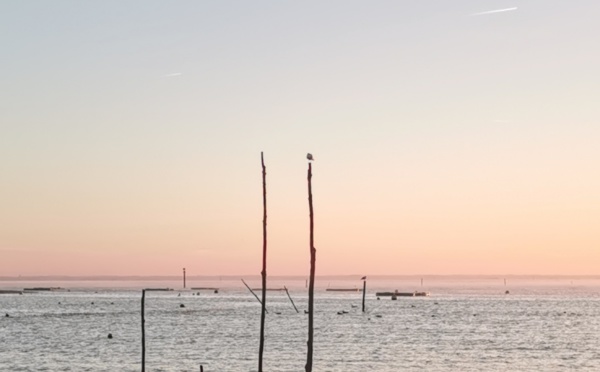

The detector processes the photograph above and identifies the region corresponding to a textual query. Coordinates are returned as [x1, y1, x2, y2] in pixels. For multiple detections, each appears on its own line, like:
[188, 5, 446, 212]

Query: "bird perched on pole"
[361, 276, 367, 280]
[307, 153, 314, 161]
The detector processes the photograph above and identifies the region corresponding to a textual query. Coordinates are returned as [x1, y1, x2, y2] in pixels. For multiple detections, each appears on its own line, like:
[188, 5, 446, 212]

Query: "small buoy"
[5, 313, 9, 317]
[377, 297, 380, 300]
[58, 302, 61, 305]
[505, 290, 510, 295]
[180, 304, 185, 308]
[107, 333, 113, 339]
[391, 296, 397, 301]
[337, 311, 343, 315]
[214, 290, 218, 294]
[91, 302, 94, 305]
[110, 302, 114, 305]
[275, 312, 281, 315]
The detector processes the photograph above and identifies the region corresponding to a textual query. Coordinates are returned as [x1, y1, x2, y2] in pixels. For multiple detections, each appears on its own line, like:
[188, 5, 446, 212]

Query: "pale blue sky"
[1, 1, 599, 276]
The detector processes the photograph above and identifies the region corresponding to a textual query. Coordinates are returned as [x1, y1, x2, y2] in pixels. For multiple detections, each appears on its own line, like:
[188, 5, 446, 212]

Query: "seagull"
[307, 153, 314, 161]
[361, 276, 367, 280]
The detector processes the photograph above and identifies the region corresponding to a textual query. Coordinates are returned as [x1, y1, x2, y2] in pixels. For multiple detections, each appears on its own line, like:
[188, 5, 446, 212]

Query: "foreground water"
[1, 277, 600, 371]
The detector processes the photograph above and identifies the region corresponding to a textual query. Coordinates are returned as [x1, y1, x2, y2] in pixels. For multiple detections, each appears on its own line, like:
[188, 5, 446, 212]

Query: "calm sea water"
[1, 278, 600, 371]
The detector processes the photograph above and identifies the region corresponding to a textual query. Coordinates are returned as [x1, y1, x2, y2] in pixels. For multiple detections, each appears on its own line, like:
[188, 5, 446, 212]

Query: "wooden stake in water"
[362, 279, 367, 312]
[183, 268, 186, 289]
[141, 289, 146, 372]
[258, 152, 268, 372]
[305, 161, 316, 372]
[284, 286, 299, 313]
[241, 279, 268, 314]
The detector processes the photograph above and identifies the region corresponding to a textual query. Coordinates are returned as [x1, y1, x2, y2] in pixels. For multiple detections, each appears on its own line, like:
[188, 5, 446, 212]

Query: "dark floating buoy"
[375, 314, 382, 318]
[107, 333, 113, 339]
[505, 290, 510, 295]
[58, 302, 61, 305]
[110, 302, 114, 305]
[337, 311, 343, 315]
[91, 302, 94, 305]
[5, 313, 9, 317]
[180, 304, 185, 308]
[391, 295, 397, 301]
[377, 297, 380, 300]
[214, 290, 218, 294]
[275, 312, 282, 315]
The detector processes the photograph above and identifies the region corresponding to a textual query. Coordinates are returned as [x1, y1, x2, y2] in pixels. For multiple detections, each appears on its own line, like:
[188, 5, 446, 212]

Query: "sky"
[1, 1, 599, 276]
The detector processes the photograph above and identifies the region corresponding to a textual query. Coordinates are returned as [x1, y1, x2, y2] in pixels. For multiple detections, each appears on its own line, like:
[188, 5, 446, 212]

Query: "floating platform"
[23, 287, 64, 291]
[376, 291, 430, 297]
[326, 288, 362, 292]
[0, 290, 23, 295]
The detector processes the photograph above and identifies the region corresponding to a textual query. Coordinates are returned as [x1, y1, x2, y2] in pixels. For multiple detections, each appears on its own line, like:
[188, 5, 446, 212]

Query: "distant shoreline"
[1, 274, 600, 281]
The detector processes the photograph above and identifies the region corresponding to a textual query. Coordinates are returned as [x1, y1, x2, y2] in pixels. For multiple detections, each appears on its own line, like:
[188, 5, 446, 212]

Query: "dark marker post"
[305, 155, 316, 372]
[361, 276, 367, 312]
[141, 289, 146, 372]
[258, 152, 268, 372]
[183, 268, 186, 289]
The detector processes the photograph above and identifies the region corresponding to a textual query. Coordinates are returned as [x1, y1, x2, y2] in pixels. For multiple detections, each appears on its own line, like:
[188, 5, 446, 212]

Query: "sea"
[1, 276, 599, 371]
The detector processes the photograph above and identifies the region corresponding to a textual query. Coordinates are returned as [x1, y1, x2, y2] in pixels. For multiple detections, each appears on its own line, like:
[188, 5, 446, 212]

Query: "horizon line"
[2, 274, 600, 281]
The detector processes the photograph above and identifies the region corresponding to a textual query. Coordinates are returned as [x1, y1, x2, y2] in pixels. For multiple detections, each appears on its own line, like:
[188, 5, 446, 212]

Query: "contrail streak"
[470, 7, 517, 16]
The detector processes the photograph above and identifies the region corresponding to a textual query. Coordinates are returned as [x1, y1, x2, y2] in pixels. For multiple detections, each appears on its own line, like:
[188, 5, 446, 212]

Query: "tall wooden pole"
[141, 289, 146, 372]
[183, 268, 186, 289]
[305, 162, 316, 372]
[362, 280, 366, 312]
[258, 152, 268, 372]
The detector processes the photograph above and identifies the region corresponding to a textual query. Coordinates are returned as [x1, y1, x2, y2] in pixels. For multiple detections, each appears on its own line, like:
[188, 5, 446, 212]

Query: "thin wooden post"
[258, 152, 268, 372]
[241, 279, 268, 313]
[141, 289, 146, 372]
[284, 286, 299, 313]
[305, 162, 316, 372]
[183, 268, 186, 289]
[362, 280, 366, 312]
